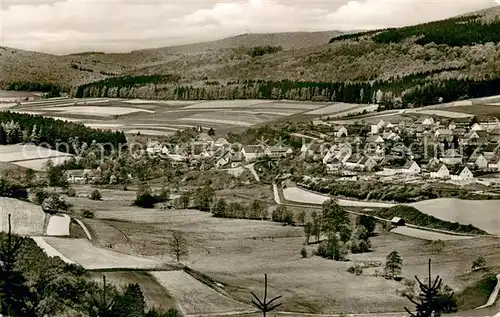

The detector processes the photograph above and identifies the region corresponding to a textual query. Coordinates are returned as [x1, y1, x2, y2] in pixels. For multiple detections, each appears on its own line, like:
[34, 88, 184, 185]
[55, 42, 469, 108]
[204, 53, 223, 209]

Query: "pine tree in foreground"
[405, 259, 454, 317]
[250, 274, 282, 317]
[385, 251, 403, 279]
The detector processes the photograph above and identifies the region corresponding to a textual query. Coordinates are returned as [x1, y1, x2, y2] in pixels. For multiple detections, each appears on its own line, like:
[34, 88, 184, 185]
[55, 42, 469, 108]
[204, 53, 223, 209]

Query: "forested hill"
[3, 7, 500, 109]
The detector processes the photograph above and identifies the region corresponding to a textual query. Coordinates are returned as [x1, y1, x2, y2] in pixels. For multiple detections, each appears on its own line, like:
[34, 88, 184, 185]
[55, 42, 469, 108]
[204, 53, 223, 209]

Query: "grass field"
[151, 270, 254, 315]
[56, 183, 500, 314]
[90, 271, 178, 310]
[406, 109, 474, 118]
[0, 197, 46, 236]
[283, 187, 500, 235]
[0, 144, 73, 171]
[46, 214, 71, 236]
[390, 227, 474, 241]
[43, 237, 161, 270]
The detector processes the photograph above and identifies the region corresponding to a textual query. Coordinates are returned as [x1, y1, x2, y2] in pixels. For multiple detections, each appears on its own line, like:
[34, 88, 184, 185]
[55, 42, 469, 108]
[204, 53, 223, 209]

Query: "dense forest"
[0, 112, 127, 153]
[0, 227, 178, 316]
[5, 82, 64, 98]
[329, 15, 500, 46]
[73, 73, 500, 110]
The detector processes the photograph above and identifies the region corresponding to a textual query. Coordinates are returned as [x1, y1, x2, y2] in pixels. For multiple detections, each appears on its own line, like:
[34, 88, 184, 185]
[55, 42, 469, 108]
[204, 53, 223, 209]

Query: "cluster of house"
[310, 116, 500, 182]
[144, 133, 294, 169]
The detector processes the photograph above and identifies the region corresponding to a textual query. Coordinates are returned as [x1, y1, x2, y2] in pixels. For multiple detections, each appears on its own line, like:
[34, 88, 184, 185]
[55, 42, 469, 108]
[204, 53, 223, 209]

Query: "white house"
[334, 126, 348, 138]
[488, 156, 500, 171]
[402, 161, 421, 174]
[470, 154, 489, 169]
[429, 164, 450, 179]
[214, 138, 230, 147]
[215, 156, 230, 168]
[264, 146, 293, 157]
[470, 123, 485, 131]
[451, 166, 474, 181]
[241, 145, 263, 160]
[197, 133, 214, 146]
[367, 135, 384, 144]
[421, 117, 435, 126]
[434, 129, 453, 138]
[383, 131, 401, 142]
[359, 156, 378, 171]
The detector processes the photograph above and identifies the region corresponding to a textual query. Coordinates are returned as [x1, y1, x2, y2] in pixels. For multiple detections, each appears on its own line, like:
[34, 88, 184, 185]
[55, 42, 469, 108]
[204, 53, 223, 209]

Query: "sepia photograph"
[1, 0, 500, 316]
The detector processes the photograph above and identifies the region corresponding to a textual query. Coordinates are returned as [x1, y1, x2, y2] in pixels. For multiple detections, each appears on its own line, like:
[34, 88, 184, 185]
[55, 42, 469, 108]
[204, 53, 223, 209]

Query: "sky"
[0, 0, 496, 54]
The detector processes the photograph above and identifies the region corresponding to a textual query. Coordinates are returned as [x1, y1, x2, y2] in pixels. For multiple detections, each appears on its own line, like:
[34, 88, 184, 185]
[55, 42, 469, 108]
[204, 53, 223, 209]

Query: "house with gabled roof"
[264, 146, 293, 158]
[483, 143, 500, 160]
[451, 166, 474, 181]
[440, 149, 463, 165]
[334, 125, 348, 138]
[402, 160, 421, 174]
[468, 153, 488, 169]
[488, 156, 500, 171]
[359, 156, 378, 171]
[325, 156, 342, 172]
[241, 145, 263, 161]
[214, 137, 230, 147]
[429, 164, 450, 179]
[367, 135, 384, 144]
[196, 133, 214, 146]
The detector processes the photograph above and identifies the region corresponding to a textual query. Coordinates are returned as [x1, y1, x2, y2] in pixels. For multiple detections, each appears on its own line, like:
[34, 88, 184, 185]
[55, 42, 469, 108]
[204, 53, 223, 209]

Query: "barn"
[391, 217, 406, 226]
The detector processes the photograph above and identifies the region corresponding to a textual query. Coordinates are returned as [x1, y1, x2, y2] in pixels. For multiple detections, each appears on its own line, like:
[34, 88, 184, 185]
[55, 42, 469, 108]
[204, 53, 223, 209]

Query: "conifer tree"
[385, 251, 403, 279]
[251, 274, 282, 317]
[405, 259, 453, 317]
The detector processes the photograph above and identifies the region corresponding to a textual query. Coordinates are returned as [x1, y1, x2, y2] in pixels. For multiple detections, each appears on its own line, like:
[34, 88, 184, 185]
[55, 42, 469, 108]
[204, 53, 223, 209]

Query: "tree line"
[329, 14, 500, 47]
[0, 112, 127, 153]
[72, 74, 500, 110]
[5, 82, 65, 96]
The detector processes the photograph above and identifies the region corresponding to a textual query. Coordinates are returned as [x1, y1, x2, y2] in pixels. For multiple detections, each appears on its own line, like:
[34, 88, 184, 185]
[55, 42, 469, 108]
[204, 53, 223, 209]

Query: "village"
[112, 115, 500, 190]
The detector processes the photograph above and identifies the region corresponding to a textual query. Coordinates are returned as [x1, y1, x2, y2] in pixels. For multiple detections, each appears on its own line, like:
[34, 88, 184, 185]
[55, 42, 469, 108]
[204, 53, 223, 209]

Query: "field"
[46, 214, 71, 236]
[282, 186, 394, 208]
[406, 109, 475, 118]
[89, 271, 178, 310]
[0, 144, 73, 171]
[42, 237, 161, 270]
[7, 98, 360, 136]
[283, 187, 500, 235]
[151, 270, 254, 315]
[390, 227, 474, 241]
[306, 103, 373, 115]
[0, 197, 46, 236]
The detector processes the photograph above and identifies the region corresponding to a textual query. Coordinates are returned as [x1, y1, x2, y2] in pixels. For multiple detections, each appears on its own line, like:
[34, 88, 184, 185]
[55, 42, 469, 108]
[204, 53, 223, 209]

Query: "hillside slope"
[2, 7, 500, 108]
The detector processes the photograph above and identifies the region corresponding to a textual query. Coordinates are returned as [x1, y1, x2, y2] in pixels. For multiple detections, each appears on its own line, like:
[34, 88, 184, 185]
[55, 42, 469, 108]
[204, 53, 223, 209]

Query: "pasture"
[0, 197, 46, 236]
[151, 270, 254, 315]
[283, 187, 500, 235]
[42, 237, 161, 270]
[0, 144, 73, 171]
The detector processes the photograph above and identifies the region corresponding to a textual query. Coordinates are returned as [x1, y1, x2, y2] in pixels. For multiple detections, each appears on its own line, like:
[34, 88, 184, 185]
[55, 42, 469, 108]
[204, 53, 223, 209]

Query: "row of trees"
[72, 75, 500, 109]
[0, 112, 127, 153]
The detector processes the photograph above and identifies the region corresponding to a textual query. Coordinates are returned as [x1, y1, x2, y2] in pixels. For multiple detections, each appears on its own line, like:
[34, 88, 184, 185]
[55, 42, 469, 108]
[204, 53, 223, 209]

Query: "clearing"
[151, 270, 254, 315]
[0, 144, 73, 171]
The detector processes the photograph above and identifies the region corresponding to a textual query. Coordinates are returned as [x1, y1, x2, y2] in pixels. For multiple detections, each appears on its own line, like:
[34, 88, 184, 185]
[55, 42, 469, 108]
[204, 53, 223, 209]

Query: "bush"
[42, 193, 71, 214]
[32, 188, 50, 205]
[300, 247, 308, 258]
[66, 188, 76, 197]
[89, 189, 102, 201]
[134, 192, 157, 208]
[82, 209, 95, 218]
[347, 265, 363, 276]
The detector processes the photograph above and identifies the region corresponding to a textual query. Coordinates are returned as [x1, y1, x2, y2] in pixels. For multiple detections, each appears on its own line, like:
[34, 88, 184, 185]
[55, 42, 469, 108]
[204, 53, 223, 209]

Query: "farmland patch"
[41, 106, 155, 116]
[0, 197, 46, 236]
[151, 270, 254, 315]
[390, 227, 474, 241]
[12, 156, 73, 171]
[46, 214, 71, 236]
[407, 109, 474, 118]
[124, 129, 174, 136]
[0, 144, 73, 162]
[306, 103, 368, 115]
[43, 237, 161, 270]
[183, 100, 273, 109]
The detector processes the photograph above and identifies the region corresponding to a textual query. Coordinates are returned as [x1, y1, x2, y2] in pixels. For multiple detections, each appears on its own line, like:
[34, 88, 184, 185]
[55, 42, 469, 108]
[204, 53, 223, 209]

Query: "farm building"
[440, 149, 463, 165]
[241, 145, 263, 161]
[391, 217, 406, 226]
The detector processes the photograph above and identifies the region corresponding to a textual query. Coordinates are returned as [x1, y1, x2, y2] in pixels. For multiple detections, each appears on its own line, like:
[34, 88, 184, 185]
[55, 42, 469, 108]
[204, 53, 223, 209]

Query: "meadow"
[0, 197, 46, 236]
[53, 184, 500, 314]
[0, 144, 73, 171]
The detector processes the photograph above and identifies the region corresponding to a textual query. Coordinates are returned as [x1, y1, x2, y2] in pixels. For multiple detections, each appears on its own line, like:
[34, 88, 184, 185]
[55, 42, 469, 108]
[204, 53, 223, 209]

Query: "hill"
[2, 7, 500, 108]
